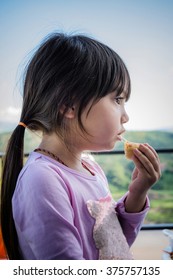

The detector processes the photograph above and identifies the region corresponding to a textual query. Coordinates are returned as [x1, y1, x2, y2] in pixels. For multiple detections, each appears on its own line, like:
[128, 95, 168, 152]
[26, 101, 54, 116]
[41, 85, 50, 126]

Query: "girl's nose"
[121, 109, 129, 124]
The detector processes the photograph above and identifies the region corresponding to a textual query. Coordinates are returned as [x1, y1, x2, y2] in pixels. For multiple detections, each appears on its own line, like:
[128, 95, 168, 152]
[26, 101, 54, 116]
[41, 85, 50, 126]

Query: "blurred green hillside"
[0, 130, 41, 153]
[0, 129, 173, 153]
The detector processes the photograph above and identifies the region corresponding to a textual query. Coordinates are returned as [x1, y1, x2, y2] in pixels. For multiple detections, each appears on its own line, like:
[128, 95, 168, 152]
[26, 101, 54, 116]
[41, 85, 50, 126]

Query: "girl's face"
[79, 91, 129, 151]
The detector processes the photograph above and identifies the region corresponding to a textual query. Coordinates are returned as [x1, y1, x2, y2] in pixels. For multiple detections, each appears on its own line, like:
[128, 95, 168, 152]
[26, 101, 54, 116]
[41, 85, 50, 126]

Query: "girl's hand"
[129, 143, 161, 193]
[125, 144, 161, 213]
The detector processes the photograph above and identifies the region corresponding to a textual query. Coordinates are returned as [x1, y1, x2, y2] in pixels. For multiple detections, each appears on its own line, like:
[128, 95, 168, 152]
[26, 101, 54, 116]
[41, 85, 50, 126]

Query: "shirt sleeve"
[115, 192, 150, 247]
[13, 162, 85, 260]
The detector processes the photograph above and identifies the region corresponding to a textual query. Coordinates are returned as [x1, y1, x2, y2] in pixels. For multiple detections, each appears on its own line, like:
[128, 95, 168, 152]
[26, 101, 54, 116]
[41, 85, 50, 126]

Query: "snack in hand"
[119, 136, 140, 159]
[124, 141, 140, 159]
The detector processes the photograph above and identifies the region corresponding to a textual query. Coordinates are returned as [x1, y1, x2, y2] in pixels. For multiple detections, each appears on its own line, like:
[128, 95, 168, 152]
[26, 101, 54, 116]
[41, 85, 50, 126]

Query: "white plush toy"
[87, 195, 133, 260]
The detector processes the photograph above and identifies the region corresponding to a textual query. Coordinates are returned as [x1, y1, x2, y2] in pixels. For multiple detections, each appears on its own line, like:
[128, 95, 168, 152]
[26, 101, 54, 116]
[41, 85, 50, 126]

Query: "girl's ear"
[60, 105, 75, 119]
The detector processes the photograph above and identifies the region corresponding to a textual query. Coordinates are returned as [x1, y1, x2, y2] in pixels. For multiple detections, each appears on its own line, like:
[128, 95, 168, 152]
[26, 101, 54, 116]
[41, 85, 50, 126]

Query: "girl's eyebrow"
[114, 91, 126, 98]
[110, 90, 127, 99]
[119, 91, 130, 101]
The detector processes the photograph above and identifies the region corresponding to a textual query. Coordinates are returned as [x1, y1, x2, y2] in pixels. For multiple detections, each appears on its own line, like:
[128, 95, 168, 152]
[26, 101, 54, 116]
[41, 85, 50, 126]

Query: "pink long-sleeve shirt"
[12, 152, 149, 259]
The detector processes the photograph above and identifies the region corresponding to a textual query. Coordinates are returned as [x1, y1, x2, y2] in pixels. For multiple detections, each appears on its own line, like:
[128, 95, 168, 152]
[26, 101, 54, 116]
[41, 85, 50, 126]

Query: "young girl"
[1, 33, 161, 260]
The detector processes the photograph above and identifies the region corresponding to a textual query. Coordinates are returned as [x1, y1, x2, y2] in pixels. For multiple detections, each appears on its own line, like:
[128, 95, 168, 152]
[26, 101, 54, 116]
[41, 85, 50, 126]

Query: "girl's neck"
[37, 132, 89, 174]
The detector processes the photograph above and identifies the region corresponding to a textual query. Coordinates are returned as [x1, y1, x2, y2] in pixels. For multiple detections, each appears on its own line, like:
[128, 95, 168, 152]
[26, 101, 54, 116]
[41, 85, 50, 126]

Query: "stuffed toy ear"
[86, 200, 101, 219]
[87, 195, 114, 220]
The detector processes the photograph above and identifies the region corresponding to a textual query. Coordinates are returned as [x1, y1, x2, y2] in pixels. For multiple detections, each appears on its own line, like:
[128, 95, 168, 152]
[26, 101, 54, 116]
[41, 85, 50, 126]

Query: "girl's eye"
[115, 97, 125, 105]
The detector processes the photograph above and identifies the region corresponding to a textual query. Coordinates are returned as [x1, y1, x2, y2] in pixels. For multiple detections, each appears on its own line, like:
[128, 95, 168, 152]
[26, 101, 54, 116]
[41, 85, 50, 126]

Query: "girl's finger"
[133, 148, 156, 175]
[143, 143, 160, 162]
[134, 147, 161, 181]
[138, 144, 161, 173]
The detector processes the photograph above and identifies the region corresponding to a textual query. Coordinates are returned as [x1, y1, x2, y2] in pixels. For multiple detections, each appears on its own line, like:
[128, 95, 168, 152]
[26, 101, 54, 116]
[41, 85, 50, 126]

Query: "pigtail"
[1, 125, 25, 259]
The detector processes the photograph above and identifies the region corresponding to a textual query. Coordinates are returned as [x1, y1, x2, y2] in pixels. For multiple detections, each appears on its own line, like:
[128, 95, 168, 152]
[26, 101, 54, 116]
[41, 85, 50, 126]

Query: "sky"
[0, 0, 173, 131]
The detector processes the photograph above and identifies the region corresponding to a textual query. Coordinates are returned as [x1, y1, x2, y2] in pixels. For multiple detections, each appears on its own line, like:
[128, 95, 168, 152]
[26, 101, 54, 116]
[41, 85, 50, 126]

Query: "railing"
[0, 148, 173, 231]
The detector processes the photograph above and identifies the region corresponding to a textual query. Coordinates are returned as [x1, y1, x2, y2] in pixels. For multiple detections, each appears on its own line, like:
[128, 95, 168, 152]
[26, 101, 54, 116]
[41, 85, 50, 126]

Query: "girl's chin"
[102, 138, 118, 151]
[85, 136, 118, 152]
[94, 141, 117, 152]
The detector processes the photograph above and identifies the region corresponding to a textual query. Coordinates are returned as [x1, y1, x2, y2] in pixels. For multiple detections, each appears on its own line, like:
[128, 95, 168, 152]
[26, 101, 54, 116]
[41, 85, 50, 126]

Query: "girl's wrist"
[124, 191, 148, 213]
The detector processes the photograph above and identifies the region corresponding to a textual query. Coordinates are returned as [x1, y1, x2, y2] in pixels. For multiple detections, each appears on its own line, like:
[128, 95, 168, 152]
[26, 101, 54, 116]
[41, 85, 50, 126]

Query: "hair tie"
[18, 122, 27, 128]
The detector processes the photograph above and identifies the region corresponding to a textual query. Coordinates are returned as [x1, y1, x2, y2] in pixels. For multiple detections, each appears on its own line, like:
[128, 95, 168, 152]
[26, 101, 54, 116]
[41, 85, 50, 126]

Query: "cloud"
[0, 106, 21, 123]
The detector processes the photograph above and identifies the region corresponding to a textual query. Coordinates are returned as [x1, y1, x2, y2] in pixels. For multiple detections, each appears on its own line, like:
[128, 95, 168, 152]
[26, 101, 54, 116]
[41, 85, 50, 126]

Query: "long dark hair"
[1, 32, 131, 259]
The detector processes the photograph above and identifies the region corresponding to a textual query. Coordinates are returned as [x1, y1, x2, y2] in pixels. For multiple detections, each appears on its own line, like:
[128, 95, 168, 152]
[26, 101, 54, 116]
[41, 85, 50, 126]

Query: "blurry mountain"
[0, 129, 41, 153]
[0, 129, 173, 153]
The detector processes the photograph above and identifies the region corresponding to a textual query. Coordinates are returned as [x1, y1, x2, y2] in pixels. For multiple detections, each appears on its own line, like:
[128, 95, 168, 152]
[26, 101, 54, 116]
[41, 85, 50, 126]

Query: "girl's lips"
[117, 135, 123, 141]
[117, 131, 126, 141]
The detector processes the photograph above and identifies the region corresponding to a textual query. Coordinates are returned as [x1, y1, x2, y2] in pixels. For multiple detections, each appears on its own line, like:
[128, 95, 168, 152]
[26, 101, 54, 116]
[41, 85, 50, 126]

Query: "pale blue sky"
[0, 0, 173, 131]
